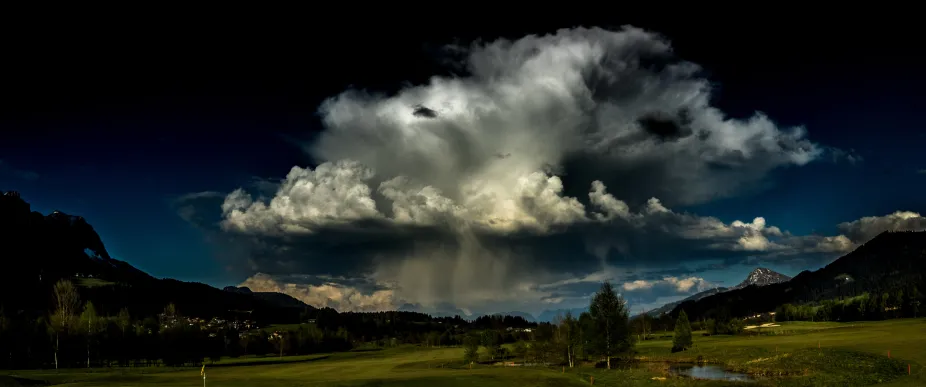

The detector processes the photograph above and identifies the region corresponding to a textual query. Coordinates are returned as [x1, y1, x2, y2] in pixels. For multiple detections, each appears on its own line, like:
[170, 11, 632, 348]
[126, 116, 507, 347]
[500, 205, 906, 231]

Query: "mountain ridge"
[670, 230, 926, 321]
[732, 267, 792, 290]
[642, 267, 791, 317]
[0, 191, 309, 322]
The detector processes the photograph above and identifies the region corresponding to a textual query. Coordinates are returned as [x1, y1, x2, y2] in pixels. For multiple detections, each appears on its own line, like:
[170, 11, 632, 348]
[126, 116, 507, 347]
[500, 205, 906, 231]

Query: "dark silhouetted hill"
[0, 191, 309, 323]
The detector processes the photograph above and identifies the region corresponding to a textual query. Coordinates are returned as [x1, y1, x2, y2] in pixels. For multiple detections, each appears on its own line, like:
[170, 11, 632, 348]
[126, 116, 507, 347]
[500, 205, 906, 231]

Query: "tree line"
[460, 282, 636, 370]
[775, 287, 922, 322]
[629, 286, 924, 353]
[0, 279, 540, 370]
[671, 231, 926, 323]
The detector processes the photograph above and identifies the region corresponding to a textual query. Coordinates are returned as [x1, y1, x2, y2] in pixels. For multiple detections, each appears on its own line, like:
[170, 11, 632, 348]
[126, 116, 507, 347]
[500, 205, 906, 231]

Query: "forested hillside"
[673, 231, 926, 322]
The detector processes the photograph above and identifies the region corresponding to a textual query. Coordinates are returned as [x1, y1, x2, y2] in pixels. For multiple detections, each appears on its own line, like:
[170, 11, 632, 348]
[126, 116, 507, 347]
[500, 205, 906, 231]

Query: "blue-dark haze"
[2, 16, 924, 291]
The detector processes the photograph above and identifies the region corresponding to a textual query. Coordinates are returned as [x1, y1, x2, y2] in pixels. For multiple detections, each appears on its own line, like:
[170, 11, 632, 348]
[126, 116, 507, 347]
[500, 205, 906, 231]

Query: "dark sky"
[2, 14, 924, 313]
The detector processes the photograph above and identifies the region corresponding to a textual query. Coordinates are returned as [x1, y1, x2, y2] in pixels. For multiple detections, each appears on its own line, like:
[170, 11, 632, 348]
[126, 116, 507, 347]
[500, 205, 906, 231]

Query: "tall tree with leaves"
[481, 330, 501, 360]
[588, 281, 633, 369]
[116, 308, 131, 337]
[79, 301, 103, 367]
[578, 312, 594, 362]
[161, 303, 178, 327]
[462, 334, 480, 364]
[911, 286, 922, 318]
[672, 310, 693, 353]
[0, 308, 10, 367]
[557, 312, 580, 367]
[51, 279, 80, 369]
[115, 308, 130, 365]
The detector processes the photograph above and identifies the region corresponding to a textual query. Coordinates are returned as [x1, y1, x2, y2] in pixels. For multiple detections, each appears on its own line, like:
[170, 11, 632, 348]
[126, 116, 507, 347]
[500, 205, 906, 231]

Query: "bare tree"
[51, 279, 80, 369]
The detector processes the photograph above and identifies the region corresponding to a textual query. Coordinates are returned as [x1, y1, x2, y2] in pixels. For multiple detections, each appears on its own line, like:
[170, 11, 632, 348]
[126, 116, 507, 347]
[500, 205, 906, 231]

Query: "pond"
[670, 364, 754, 382]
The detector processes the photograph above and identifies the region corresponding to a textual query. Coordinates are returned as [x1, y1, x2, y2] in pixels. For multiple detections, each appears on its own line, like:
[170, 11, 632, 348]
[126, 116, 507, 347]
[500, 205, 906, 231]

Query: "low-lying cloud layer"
[182, 26, 926, 315]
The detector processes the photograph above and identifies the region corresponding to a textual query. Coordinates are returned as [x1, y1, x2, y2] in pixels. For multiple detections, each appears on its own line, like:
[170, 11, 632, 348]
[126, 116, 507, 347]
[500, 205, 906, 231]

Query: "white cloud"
[837, 211, 926, 244]
[219, 169, 923, 314]
[622, 276, 712, 294]
[311, 26, 821, 210]
[202, 26, 917, 316]
[224, 26, 828, 239]
[240, 273, 398, 312]
[222, 161, 381, 234]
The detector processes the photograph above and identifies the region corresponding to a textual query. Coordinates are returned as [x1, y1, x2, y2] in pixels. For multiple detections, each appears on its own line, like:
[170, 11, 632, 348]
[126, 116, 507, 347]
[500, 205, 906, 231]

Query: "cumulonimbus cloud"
[180, 26, 925, 315]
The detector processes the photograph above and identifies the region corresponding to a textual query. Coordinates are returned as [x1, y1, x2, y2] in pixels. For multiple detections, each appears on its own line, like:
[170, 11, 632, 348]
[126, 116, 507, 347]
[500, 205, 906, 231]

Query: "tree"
[239, 333, 251, 359]
[271, 333, 288, 359]
[481, 330, 502, 360]
[426, 331, 441, 347]
[512, 340, 527, 360]
[160, 303, 178, 327]
[558, 312, 580, 367]
[79, 301, 103, 367]
[51, 279, 80, 369]
[577, 312, 594, 362]
[672, 310, 693, 353]
[588, 282, 633, 369]
[116, 308, 131, 337]
[893, 289, 905, 318]
[113, 307, 131, 365]
[0, 308, 9, 367]
[638, 313, 649, 340]
[880, 293, 890, 319]
[462, 334, 480, 364]
[865, 293, 881, 320]
[911, 287, 922, 318]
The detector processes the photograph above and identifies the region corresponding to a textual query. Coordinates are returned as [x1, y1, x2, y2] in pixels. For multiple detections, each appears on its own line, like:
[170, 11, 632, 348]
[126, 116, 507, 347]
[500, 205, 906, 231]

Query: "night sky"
[3, 15, 924, 316]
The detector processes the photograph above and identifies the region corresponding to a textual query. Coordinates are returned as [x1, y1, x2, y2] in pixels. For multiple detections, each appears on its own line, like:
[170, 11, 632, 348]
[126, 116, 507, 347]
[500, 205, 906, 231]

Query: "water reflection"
[670, 364, 754, 382]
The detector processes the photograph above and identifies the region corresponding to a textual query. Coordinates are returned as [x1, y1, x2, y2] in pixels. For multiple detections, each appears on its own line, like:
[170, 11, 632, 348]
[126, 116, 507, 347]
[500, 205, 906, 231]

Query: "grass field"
[2, 319, 923, 386]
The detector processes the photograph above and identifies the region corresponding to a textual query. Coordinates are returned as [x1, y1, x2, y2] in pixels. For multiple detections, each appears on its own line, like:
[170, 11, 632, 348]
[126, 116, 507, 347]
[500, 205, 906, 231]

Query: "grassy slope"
[2, 319, 923, 386]
[637, 319, 925, 386]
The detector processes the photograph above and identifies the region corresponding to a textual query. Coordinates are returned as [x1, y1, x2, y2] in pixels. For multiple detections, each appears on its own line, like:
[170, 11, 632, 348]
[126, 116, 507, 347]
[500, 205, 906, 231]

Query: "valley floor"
[3, 319, 924, 386]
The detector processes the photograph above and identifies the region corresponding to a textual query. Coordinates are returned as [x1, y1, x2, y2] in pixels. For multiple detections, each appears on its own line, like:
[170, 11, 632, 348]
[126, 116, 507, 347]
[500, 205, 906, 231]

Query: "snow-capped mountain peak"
[733, 267, 791, 289]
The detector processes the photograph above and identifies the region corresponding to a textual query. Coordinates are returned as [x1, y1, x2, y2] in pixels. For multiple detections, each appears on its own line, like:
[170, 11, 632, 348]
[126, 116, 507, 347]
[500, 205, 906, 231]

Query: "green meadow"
[3, 319, 924, 386]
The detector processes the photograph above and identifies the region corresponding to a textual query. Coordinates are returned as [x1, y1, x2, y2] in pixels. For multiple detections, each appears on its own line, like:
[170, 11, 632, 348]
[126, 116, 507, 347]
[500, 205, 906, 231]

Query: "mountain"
[0, 191, 310, 323]
[222, 286, 309, 309]
[1, 191, 152, 285]
[731, 267, 791, 290]
[642, 268, 789, 317]
[224, 286, 254, 294]
[672, 231, 926, 321]
[253, 292, 310, 309]
[645, 287, 728, 317]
